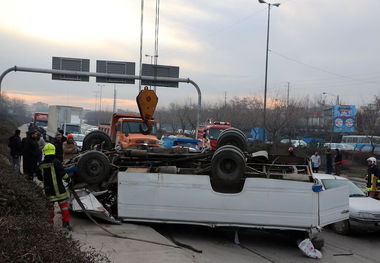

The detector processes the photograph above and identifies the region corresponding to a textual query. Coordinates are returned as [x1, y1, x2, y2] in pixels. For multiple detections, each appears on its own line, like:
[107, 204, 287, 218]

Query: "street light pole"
[263, 3, 271, 131]
[145, 54, 158, 65]
[322, 92, 340, 105]
[259, 0, 280, 132]
[97, 84, 104, 112]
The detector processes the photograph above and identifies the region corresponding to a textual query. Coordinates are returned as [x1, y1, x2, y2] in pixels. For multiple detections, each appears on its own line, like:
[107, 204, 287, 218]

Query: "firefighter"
[366, 157, 380, 199]
[37, 143, 72, 230]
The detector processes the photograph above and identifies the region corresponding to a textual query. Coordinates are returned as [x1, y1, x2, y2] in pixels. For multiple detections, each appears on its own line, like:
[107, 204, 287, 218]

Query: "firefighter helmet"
[367, 157, 377, 165]
[43, 143, 56, 156]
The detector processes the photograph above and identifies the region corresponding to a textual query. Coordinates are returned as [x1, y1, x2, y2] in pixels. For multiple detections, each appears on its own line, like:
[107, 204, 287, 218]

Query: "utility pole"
[93, 90, 100, 112]
[224, 91, 227, 107]
[113, 84, 117, 113]
[287, 82, 290, 107]
[98, 84, 104, 112]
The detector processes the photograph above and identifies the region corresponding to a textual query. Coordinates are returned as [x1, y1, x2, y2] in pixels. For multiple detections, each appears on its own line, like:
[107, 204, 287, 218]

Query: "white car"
[314, 173, 380, 234]
[323, 142, 354, 151]
[72, 133, 85, 151]
[280, 139, 307, 148]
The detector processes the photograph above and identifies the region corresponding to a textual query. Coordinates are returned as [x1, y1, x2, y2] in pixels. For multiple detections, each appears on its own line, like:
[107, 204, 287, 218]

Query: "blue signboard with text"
[333, 105, 356, 133]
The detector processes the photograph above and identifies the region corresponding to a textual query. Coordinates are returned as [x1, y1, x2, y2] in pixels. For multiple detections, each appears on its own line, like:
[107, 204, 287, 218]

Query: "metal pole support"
[0, 66, 202, 133]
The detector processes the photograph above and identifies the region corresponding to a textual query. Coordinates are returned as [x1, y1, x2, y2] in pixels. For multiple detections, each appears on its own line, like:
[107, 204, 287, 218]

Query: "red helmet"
[67, 134, 74, 140]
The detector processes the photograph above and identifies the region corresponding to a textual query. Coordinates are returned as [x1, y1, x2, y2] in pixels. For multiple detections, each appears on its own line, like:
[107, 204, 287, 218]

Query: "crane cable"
[138, 0, 145, 92]
[153, 0, 161, 91]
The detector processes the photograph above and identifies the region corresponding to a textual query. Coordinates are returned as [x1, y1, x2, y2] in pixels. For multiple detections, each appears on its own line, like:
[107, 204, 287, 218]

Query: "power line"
[205, 8, 266, 39]
[287, 75, 380, 85]
[284, 71, 380, 84]
[270, 49, 379, 86]
[203, 0, 295, 39]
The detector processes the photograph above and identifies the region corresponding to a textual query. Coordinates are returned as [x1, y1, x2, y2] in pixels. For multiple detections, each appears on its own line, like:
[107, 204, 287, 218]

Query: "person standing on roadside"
[310, 152, 321, 173]
[8, 129, 22, 174]
[63, 134, 78, 162]
[53, 132, 64, 162]
[334, 149, 343, 175]
[37, 143, 72, 230]
[325, 147, 333, 174]
[22, 130, 41, 180]
[288, 147, 295, 156]
[36, 131, 46, 162]
[58, 129, 67, 142]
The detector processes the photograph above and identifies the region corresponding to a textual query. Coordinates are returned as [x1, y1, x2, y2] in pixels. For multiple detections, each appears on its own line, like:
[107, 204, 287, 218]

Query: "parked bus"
[341, 135, 380, 152]
[341, 135, 380, 145]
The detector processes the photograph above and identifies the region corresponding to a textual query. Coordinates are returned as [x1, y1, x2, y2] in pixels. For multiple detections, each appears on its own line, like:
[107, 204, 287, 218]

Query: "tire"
[214, 144, 246, 161]
[216, 128, 247, 152]
[331, 220, 350, 235]
[82, 131, 113, 151]
[76, 151, 111, 185]
[211, 145, 246, 190]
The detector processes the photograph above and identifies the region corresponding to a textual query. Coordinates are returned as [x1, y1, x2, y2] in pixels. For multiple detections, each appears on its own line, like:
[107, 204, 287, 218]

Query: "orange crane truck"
[82, 113, 159, 151]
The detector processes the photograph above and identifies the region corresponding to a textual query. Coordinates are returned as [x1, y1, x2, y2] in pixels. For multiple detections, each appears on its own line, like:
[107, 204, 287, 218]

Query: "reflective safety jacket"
[366, 165, 380, 192]
[37, 155, 69, 202]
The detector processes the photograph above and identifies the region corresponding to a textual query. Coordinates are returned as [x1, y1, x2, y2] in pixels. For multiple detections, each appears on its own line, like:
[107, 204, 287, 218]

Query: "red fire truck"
[197, 121, 232, 150]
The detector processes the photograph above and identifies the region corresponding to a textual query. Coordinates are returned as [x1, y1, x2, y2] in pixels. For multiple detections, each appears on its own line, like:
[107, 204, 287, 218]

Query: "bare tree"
[356, 96, 380, 153]
[265, 98, 306, 144]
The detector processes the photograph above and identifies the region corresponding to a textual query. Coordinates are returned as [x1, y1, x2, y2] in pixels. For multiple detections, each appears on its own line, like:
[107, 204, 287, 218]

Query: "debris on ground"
[298, 238, 322, 259]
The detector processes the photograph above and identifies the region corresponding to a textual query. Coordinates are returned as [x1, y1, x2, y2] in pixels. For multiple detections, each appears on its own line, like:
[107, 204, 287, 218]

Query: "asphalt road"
[149, 224, 380, 263]
[71, 219, 380, 262]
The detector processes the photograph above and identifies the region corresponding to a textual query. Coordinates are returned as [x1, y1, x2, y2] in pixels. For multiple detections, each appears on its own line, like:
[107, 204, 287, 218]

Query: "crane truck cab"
[84, 113, 159, 151]
[197, 121, 232, 150]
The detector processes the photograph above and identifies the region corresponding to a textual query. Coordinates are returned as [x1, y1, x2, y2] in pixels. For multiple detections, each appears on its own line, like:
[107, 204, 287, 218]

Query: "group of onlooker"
[8, 128, 78, 230]
[8, 129, 78, 178]
[310, 148, 342, 175]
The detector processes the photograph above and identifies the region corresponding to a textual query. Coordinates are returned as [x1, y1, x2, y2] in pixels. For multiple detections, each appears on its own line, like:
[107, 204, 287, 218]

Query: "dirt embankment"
[0, 123, 109, 262]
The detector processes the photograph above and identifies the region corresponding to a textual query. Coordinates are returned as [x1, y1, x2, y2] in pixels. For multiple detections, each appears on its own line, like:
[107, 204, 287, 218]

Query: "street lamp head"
[258, 0, 281, 6]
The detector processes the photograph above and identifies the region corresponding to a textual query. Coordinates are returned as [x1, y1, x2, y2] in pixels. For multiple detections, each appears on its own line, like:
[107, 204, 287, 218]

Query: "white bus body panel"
[117, 172, 348, 231]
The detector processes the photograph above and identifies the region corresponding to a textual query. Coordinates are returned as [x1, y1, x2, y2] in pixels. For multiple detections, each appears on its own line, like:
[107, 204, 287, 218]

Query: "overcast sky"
[0, 0, 379, 111]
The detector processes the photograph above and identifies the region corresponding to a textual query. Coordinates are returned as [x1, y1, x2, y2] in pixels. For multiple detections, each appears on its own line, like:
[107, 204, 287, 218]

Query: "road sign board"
[96, 60, 135, 84]
[141, 64, 179, 88]
[332, 105, 357, 133]
[52, 57, 90, 81]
